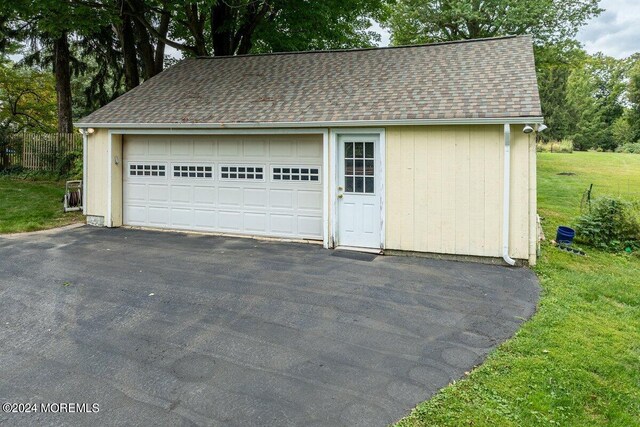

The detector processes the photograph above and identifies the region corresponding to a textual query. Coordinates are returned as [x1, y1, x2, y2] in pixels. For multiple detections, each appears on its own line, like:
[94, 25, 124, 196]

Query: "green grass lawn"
[0, 177, 83, 234]
[397, 152, 640, 427]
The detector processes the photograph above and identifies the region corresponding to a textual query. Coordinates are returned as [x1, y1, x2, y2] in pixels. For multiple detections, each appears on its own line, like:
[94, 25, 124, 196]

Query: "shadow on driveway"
[0, 227, 539, 426]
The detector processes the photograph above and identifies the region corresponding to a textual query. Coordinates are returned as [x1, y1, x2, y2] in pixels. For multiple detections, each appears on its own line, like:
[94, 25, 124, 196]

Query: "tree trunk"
[53, 33, 73, 133]
[211, 2, 234, 56]
[132, 18, 156, 80]
[117, 12, 140, 90]
[153, 11, 170, 74]
[185, 4, 208, 56]
[128, 0, 163, 79]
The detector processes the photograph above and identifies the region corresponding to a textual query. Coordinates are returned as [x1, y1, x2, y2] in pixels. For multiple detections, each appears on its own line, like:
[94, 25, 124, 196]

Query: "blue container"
[556, 226, 575, 245]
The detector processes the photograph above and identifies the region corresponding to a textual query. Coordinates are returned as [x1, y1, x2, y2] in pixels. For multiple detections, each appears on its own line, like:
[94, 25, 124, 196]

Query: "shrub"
[0, 164, 25, 175]
[536, 139, 574, 153]
[574, 197, 640, 251]
[56, 150, 82, 179]
[615, 142, 640, 154]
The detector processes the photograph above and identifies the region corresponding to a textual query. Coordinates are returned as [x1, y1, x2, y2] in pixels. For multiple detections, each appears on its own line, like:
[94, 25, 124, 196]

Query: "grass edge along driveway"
[0, 177, 83, 234]
[396, 152, 640, 427]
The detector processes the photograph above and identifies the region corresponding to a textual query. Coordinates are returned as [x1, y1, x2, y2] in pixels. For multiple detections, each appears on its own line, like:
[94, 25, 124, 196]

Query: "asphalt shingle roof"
[78, 35, 542, 126]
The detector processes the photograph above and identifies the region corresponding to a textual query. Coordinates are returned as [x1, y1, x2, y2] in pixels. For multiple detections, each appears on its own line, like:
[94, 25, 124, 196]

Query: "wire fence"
[0, 132, 82, 171]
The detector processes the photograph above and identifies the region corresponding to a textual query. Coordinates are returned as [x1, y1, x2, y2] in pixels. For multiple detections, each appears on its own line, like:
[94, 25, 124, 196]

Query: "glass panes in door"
[344, 141, 374, 193]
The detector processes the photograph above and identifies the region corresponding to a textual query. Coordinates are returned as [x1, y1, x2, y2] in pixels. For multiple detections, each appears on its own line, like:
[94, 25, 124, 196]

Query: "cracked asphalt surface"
[0, 226, 539, 426]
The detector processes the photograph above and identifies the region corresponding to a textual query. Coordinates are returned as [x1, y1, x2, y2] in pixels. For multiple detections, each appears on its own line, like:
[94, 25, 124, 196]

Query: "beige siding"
[87, 129, 109, 218]
[385, 125, 535, 261]
[86, 129, 122, 226]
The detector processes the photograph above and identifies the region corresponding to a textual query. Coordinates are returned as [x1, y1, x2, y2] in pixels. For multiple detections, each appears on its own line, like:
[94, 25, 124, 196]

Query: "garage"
[79, 36, 543, 264]
[122, 133, 324, 240]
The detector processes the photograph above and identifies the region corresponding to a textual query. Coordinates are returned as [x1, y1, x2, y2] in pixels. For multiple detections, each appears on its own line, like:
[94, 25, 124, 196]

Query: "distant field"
[537, 152, 640, 228]
[397, 152, 640, 427]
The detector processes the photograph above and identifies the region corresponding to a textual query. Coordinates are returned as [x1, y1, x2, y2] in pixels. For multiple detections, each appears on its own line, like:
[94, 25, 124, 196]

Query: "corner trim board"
[107, 130, 112, 227]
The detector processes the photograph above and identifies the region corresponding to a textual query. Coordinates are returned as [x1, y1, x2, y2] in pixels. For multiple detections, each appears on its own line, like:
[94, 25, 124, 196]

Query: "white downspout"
[502, 124, 516, 266]
[81, 129, 88, 215]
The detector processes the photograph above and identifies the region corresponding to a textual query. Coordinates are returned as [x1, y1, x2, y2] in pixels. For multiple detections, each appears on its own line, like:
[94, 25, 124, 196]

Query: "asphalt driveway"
[0, 227, 539, 426]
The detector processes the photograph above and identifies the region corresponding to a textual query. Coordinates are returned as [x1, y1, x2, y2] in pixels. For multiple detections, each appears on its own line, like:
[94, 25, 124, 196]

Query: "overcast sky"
[577, 0, 640, 58]
[372, 0, 639, 59]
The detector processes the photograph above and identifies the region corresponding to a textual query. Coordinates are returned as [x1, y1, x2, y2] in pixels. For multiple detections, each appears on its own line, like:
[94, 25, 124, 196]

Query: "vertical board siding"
[454, 128, 471, 255]
[483, 127, 503, 256]
[386, 125, 532, 260]
[399, 127, 415, 249]
[468, 127, 487, 253]
[439, 128, 457, 254]
[385, 130, 403, 248]
[425, 127, 443, 253]
[413, 126, 430, 251]
[87, 129, 109, 217]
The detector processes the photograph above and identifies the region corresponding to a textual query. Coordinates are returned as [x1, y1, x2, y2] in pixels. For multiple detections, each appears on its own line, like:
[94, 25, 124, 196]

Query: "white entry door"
[337, 134, 382, 249]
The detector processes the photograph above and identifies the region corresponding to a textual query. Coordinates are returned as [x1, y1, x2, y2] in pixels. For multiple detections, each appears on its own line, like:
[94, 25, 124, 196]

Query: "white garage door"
[123, 134, 323, 239]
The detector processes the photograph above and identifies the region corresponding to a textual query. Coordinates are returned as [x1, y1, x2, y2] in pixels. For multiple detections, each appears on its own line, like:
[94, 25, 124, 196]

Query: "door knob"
[337, 193, 344, 199]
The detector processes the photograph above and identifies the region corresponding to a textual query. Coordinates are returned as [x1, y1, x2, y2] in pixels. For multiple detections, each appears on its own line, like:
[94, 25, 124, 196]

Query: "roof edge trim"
[192, 35, 525, 60]
[76, 117, 544, 130]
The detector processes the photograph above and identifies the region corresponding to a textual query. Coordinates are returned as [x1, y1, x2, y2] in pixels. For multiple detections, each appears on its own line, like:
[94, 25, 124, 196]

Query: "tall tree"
[626, 56, 640, 143]
[535, 42, 585, 142]
[53, 32, 73, 132]
[566, 53, 626, 150]
[2, 0, 386, 129]
[0, 0, 110, 132]
[72, 27, 126, 118]
[385, 0, 602, 45]
[126, 0, 384, 57]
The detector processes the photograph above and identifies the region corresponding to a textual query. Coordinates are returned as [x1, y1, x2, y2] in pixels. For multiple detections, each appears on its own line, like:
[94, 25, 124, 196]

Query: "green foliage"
[536, 139, 574, 153]
[0, 167, 61, 180]
[57, 149, 82, 179]
[0, 63, 57, 134]
[384, 0, 602, 45]
[575, 197, 640, 251]
[566, 53, 627, 151]
[251, 0, 386, 53]
[1, 0, 112, 39]
[535, 43, 585, 142]
[71, 38, 125, 119]
[616, 143, 640, 154]
[114, 0, 385, 57]
[625, 57, 640, 143]
[3, 0, 388, 127]
[611, 112, 635, 146]
[0, 164, 25, 175]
